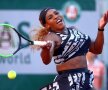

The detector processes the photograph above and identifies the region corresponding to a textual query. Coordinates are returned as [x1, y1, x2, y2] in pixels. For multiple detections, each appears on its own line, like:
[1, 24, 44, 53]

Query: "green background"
[0, 0, 95, 10]
[0, 74, 55, 90]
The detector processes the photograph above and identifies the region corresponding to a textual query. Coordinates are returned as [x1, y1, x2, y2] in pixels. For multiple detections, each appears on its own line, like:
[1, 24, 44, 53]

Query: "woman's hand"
[41, 41, 54, 50]
[98, 10, 108, 29]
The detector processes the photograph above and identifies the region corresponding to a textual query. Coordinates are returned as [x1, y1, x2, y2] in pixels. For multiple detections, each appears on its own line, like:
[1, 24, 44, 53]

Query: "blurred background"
[0, 0, 108, 90]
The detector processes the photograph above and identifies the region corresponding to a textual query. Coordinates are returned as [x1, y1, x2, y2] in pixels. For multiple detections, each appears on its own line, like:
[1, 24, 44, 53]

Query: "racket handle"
[33, 41, 47, 46]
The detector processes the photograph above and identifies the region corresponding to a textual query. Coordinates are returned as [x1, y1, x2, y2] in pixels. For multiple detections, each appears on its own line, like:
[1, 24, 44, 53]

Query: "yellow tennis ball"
[7, 70, 16, 79]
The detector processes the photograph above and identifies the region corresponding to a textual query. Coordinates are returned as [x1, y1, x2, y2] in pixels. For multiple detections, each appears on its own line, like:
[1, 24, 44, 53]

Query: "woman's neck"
[50, 27, 68, 34]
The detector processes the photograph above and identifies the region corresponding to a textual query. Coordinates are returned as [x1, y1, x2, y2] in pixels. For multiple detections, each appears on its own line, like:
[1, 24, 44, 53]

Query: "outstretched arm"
[89, 10, 108, 54]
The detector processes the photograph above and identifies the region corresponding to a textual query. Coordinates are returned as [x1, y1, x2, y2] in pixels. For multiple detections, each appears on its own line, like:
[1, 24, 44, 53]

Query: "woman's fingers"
[99, 10, 108, 29]
[103, 10, 108, 22]
[105, 10, 108, 22]
[41, 41, 53, 50]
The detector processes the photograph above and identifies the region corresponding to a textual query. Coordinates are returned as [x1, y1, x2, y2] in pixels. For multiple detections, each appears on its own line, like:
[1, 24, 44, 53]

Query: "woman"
[33, 8, 108, 90]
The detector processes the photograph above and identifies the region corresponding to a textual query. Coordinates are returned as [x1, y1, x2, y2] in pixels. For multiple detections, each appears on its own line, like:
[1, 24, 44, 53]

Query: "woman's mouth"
[56, 19, 63, 24]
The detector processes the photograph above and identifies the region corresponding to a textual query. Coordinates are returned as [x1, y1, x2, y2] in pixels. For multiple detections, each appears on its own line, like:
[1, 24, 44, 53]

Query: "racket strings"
[0, 25, 20, 56]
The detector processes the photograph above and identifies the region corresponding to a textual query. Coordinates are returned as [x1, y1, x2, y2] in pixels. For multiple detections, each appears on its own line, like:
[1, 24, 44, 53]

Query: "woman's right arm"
[41, 41, 55, 65]
[40, 32, 61, 65]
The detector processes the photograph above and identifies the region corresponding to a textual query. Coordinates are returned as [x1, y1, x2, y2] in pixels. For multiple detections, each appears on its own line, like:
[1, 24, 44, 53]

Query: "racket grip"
[33, 41, 47, 46]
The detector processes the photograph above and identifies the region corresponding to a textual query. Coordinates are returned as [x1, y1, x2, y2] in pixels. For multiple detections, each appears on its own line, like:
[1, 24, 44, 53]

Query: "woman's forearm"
[41, 48, 52, 65]
[40, 41, 55, 65]
[94, 30, 104, 53]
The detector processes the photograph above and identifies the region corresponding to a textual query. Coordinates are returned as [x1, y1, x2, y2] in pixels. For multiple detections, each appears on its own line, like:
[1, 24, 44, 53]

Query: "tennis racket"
[0, 23, 47, 58]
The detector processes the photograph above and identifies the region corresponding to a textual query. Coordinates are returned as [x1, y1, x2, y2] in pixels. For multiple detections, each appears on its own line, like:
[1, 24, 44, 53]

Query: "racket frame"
[0, 23, 34, 57]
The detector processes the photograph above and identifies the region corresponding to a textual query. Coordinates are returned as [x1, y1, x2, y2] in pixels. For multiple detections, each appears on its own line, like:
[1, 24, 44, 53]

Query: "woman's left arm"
[89, 10, 108, 54]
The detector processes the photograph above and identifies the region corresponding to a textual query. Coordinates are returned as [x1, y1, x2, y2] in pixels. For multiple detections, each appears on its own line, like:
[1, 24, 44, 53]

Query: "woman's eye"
[48, 15, 52, 19]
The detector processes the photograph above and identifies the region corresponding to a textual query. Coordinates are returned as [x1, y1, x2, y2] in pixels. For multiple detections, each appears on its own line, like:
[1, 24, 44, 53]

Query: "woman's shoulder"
[47, 32, 59, 37]
[44, 32, 60, 41]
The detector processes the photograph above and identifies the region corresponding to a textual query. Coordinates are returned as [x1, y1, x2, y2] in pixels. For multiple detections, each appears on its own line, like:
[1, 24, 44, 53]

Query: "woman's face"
[45, 9, 65, 32]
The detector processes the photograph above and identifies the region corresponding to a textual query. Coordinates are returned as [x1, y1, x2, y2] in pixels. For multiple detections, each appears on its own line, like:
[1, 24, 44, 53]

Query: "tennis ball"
[7, 70, 16, 79]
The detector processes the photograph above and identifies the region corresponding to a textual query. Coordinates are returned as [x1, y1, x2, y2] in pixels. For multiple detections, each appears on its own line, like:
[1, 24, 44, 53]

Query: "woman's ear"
[45, 23, 50, 30]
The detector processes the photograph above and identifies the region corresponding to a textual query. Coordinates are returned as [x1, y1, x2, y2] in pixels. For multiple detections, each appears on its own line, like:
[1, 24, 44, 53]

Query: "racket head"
[0, 23, 20, 58]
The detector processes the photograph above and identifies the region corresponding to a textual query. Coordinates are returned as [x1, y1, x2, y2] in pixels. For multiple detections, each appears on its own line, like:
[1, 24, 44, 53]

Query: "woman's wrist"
[98, 28, 104, 31]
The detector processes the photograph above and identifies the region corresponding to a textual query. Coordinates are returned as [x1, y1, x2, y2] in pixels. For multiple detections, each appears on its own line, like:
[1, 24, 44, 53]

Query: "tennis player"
[33, 8, 108, 90]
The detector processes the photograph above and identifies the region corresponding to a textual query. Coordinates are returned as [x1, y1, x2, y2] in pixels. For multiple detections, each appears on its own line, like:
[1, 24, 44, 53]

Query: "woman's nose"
[54, 14, 58, 19]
